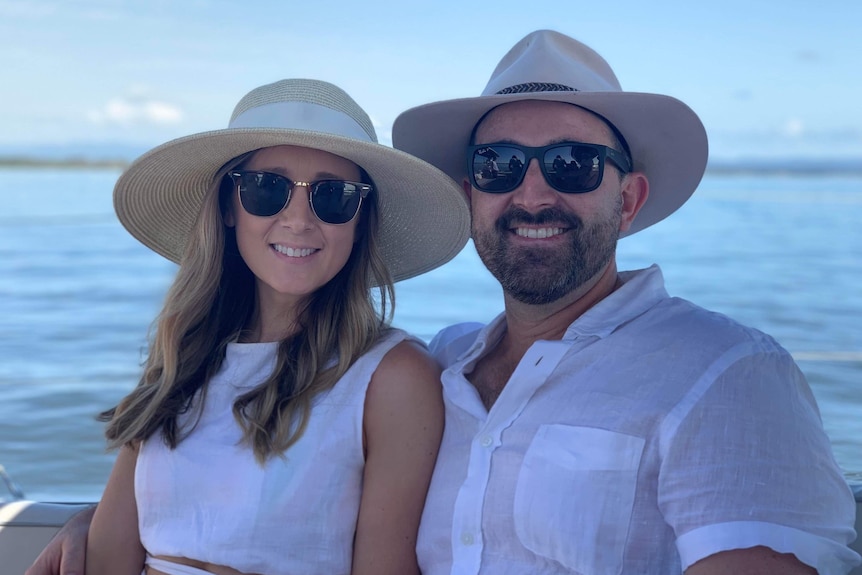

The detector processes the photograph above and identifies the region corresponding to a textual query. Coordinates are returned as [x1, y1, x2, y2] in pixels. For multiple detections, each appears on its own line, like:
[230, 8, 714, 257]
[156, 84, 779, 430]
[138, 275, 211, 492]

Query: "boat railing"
[0, 464, 25, 502]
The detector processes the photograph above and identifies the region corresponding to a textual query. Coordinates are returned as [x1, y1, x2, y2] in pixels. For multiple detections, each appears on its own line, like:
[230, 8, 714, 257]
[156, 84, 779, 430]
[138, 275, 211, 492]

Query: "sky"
[1, 0, 860, 161]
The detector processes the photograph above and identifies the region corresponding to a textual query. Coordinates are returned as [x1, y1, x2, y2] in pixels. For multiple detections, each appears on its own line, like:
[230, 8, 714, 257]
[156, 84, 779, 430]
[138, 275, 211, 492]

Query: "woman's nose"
[277, 184, 315, 229]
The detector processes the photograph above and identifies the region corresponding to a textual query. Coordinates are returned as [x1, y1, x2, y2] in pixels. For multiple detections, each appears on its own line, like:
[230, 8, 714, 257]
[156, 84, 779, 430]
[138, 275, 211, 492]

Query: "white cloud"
[143, 101, 183, 123]
[87, 96, 183, 126]
[782, 118, 805, 137]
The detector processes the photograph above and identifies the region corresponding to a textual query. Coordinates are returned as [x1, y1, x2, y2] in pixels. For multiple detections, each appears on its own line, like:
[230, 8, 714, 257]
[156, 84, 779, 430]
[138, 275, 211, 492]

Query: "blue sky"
[1, 0, 860, 160]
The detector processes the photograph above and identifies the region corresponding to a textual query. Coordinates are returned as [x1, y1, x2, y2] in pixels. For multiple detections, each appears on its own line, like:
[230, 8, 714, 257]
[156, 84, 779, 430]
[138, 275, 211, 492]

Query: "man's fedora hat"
[392, 30, 708, 236]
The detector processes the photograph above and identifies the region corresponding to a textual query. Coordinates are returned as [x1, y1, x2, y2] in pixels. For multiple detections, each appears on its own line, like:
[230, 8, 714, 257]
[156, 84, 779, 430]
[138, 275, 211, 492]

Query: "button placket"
[450, 341, 571, 574]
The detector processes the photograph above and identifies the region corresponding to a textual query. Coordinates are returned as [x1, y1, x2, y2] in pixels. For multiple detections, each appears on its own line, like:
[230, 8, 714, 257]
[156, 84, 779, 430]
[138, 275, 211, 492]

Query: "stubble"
[472, 201, 621, 305]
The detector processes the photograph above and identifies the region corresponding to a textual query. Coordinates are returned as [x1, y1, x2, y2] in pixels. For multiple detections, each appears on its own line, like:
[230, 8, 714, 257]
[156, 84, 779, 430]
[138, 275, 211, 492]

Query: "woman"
[84, 78, 470, 575]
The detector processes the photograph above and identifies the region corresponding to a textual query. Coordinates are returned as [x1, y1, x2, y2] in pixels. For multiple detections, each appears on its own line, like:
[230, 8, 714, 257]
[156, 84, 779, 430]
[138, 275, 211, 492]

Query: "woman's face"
[225, 145, 364, 317]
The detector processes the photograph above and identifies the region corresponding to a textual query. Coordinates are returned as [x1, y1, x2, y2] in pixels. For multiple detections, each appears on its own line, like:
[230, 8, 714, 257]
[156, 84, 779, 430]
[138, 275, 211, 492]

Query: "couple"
[29, 30, 860, 575]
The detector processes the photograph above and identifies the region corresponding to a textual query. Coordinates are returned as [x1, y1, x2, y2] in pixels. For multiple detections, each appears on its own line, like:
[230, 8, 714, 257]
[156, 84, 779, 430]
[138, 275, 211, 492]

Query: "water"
[0, 167, 860, 502]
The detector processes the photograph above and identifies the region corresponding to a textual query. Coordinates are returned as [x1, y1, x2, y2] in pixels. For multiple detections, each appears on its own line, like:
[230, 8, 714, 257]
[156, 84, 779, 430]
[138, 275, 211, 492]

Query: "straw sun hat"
[392, 29, 709, 237]
[113, 79, 471, 282]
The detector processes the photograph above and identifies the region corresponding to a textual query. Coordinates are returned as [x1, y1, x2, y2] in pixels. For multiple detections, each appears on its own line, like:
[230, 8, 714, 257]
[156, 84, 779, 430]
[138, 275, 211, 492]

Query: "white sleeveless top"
[135, 329, 411, 575]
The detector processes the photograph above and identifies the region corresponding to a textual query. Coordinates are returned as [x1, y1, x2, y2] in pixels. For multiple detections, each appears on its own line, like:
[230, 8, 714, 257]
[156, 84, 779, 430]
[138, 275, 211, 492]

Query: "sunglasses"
[229, 170, 372, 225]
[467, 141, 632, 194]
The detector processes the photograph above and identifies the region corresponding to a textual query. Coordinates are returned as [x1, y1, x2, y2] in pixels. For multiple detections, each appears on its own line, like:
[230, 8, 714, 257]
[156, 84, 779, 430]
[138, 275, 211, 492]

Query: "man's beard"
[472, 202, 621, 305]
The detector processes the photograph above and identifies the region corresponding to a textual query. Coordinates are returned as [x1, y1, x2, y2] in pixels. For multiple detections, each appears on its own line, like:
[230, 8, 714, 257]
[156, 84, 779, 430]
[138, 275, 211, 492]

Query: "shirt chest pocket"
[513, 424, 645, 575]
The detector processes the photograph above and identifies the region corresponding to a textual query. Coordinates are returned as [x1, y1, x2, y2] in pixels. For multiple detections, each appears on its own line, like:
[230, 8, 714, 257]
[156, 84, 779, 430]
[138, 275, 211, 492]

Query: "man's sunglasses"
[467, 141, 632, 194]
[228, 171, 372, 225]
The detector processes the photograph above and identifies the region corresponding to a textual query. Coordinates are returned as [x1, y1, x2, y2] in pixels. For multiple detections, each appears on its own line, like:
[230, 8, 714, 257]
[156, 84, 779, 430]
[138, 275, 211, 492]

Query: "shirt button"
[461, 532, 474, 546]
[480, 435, 493, 447]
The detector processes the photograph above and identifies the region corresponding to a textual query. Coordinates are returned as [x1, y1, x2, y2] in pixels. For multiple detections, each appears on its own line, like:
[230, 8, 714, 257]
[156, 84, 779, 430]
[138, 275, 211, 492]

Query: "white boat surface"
[1, 500, 92, 574]
[2, 488, 861, 574]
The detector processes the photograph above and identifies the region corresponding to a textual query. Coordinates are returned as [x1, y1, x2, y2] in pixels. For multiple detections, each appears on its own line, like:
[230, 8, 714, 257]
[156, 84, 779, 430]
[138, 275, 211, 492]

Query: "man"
[392, 30, 860, 574]
[27, 30, 861, 575]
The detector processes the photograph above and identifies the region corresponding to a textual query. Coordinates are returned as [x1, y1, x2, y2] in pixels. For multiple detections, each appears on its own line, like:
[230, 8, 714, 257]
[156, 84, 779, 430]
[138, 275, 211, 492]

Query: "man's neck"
[500, 259, 621, 357]
[467, 260, 622, 410]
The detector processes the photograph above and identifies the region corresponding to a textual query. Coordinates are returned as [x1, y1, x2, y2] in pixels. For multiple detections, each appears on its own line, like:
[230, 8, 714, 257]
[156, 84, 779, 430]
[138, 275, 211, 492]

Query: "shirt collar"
[455, 265, 668, 364]
[562, 264, 668, 340]
[456, 311, 508, 363]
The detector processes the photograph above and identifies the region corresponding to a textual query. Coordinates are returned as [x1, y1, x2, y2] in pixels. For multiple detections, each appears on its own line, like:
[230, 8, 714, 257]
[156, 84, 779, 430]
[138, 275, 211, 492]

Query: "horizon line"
[1, 155, 862, 177]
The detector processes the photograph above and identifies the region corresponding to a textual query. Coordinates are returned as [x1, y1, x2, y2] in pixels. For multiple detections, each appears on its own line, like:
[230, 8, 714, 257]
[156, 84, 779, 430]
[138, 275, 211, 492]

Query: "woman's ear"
[352, 209, 366, 244]
[219, 172, 238, 228]
[223, 206, 236, 228]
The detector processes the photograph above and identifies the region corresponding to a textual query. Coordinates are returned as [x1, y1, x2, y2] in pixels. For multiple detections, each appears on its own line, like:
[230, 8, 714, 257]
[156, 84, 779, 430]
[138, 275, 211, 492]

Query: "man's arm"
[25, 505, 95, 575]
[685, 546, 816, 575]
[661, 346, 859, 572]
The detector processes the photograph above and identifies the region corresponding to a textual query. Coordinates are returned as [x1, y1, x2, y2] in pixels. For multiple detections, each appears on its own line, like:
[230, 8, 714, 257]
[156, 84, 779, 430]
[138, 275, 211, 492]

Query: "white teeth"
[514, 227, 563, 239]
[274, 245, 315, 257]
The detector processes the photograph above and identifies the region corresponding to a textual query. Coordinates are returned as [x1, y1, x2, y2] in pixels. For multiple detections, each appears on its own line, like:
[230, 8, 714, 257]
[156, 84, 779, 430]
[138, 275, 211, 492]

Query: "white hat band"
[229, 101, 374, 143]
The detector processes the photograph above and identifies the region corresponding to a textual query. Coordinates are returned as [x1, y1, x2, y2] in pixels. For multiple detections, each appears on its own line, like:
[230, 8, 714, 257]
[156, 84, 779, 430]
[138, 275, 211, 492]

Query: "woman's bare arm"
[85, 445, 145, 575]
[351, 340, 444, 575]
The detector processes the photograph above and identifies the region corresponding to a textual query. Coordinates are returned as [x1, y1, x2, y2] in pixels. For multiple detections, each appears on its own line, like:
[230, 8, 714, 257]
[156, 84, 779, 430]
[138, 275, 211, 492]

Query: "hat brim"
[114, 128, 471, 282]
[392, 91, 708, 237]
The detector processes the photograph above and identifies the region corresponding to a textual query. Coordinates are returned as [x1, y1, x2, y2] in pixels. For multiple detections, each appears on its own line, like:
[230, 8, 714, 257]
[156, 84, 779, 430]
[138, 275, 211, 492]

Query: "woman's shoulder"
[328, 329, 435, 397]
[364, 335, 443, 431]
[368, 336, 441, 405]
[377, 336, 437, 374]
[375, 326, 422, 346]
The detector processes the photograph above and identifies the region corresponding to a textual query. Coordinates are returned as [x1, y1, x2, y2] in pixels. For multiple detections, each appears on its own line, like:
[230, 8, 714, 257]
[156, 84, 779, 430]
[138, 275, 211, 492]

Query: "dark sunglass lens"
[543, 145, 602, 193]
[311, 182, 363, 224]
[472, 146, 524, 193]
[238, 172, 289, 216]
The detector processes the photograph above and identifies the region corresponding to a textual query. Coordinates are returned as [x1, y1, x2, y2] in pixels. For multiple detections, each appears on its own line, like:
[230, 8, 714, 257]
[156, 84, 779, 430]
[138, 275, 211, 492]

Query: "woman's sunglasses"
[467, 141, 632, 194]
[229, 171, 372, 225]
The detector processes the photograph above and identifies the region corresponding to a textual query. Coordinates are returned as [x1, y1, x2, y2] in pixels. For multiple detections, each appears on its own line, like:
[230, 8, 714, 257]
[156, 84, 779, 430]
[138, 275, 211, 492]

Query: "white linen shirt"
[417, 265, 860, 575]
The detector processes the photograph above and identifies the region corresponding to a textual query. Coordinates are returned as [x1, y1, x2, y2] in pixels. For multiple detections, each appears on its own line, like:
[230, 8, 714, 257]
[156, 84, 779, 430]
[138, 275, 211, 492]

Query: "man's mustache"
[495, 206, 582, 232]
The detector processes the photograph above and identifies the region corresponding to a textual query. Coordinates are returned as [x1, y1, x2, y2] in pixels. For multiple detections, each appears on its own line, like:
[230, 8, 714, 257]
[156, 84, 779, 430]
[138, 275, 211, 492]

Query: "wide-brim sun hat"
[392, 29, 708, 237]
[114, 78, 471, 282]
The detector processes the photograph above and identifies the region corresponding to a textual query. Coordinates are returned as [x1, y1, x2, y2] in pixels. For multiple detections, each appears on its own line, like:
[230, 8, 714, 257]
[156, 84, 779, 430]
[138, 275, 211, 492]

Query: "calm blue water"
[0, 167, 860, 502]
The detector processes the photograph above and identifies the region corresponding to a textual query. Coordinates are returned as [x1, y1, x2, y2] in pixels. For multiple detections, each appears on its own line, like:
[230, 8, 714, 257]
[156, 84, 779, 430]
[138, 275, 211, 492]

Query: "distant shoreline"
[705, 163, 862, 176]
[2, 156, 862, 176]
[0, 157, 129, 170]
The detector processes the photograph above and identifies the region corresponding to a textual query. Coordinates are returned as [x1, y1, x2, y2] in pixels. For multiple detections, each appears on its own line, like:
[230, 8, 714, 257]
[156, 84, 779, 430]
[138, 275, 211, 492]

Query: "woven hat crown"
[484, 30, 622, 96]
[229, 79, 378, 143]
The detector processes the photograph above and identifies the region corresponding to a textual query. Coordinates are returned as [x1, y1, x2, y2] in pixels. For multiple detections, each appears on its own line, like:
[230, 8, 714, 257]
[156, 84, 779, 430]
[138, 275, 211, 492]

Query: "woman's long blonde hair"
[101, 151, 394, 463]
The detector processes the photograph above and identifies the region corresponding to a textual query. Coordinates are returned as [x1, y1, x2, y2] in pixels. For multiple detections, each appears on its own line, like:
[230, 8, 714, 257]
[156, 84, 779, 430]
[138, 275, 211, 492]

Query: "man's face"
[468, 100, 626, 305]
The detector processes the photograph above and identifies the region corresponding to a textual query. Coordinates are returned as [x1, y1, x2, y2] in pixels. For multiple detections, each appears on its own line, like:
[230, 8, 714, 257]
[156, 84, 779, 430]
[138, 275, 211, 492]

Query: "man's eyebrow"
[473, 138, 597, 146]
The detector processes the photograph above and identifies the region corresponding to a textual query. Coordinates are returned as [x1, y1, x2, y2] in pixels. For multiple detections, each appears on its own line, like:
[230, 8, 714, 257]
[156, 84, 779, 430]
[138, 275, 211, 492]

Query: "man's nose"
[511, 158, 558, 210]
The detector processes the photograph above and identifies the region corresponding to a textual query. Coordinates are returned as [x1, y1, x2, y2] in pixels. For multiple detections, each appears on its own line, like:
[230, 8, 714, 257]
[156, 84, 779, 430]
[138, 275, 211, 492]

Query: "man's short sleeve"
[658, 342, 860, 573]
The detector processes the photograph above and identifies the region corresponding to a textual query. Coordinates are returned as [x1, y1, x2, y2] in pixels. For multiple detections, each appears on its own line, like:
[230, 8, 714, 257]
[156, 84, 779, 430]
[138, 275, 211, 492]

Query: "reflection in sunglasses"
[467, 141, 629, 195]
